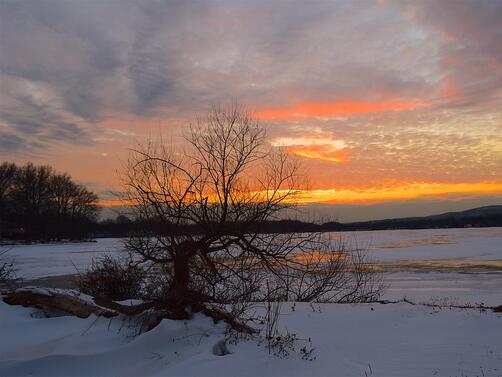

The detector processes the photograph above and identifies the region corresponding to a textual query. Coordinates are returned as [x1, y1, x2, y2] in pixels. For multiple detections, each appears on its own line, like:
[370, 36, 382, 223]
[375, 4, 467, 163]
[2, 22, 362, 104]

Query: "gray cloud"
[0, 0, 500, 166]
[0, 79, 91, 153]
[396, 0, 502, 108]
[0, 132, 23, 152]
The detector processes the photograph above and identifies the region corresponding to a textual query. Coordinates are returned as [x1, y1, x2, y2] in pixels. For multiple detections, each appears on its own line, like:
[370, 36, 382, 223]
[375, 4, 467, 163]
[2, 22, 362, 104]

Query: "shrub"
[0, 261, 14, 284]
[0, 249, 16, 288]
[76, 255, 144, 301]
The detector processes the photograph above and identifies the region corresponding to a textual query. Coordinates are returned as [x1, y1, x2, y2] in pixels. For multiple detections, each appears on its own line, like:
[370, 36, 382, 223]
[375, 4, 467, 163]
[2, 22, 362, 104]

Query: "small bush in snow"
[0, 249, 17, 288]
[0, 261, 14, 284]
[76, 255, 144, 301]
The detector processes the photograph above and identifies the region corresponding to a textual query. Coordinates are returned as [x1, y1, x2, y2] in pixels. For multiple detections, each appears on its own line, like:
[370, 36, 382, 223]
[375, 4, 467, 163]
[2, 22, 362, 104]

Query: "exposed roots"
[192, 303, 257, 334]
[3, 289, 117, 318]
[2, 287, 257, 335]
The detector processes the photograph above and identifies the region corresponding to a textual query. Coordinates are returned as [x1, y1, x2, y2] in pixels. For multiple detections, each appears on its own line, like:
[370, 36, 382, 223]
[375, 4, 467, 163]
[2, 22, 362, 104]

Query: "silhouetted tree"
[48, 173, 99, 239]
[0, 163, 17, 236]
[124, 104, 384, 319]
[9, 163, 53, 239]
[0, 162, 99, 240]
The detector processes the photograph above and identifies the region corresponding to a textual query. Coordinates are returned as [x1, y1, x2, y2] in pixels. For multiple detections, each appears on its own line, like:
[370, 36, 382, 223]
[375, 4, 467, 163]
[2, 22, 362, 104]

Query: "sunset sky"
[0, 0, 501, 221]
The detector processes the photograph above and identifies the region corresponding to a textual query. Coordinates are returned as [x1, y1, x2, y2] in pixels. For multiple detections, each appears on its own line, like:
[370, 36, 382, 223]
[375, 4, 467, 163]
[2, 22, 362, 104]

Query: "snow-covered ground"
[0, 299, 500, 377]
[1, 228, 501, 376]
[4, 227, 502, 305]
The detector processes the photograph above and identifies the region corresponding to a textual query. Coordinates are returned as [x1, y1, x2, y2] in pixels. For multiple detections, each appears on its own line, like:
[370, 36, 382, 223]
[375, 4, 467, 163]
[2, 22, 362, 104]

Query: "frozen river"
[4, 227, 502, 305]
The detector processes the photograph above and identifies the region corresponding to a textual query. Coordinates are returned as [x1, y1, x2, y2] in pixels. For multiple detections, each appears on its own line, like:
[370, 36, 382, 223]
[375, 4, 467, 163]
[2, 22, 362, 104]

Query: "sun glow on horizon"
[297, 182, 502, 204]
[98, 181, 502, 207]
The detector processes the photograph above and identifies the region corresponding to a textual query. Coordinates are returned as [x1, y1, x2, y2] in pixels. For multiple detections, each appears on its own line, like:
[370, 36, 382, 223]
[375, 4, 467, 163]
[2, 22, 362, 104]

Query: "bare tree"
[0, 162, 99, 240]
[0, 163, 16, 202]
[124, 104, 384, 320]
[9, 163, 53, 239]
[268, 238, 386, 303]
[0, 163, 17, 237]
[49, 174, 98, 239]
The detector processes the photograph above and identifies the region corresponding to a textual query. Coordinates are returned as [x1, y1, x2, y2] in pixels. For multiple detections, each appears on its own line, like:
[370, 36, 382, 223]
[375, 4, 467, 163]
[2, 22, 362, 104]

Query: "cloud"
[283, 145, 351, 163]
[0, 132, 24, 152]
[257, 101, 423, 121]
[297, 182, 502, 204]
[271, 131, 350, 163]
[0, 1, 123, 120]
[0, 0, 500, 207]
[0, 0, 437, 126]
[0, 76, 91, 154]
[395, 0, 502, 109]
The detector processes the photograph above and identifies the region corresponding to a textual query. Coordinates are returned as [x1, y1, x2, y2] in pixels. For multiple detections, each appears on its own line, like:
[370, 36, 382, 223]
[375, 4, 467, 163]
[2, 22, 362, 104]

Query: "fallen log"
[3, 288, 118, 318]
[3, 288, 257, 335]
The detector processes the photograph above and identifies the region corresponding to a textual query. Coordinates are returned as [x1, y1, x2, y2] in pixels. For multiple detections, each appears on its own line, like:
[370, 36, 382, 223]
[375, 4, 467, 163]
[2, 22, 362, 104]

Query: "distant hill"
[427, 205, 502, 219]
[93, 205, 502, 237]
[324, 205, 502, 231]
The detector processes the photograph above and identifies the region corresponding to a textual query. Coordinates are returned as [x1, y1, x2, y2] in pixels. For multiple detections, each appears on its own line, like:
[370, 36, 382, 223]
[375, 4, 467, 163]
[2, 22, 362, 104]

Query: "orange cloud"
[271, 133, 350, 163]
[98, 199, 135, 207]
[284, 144, 350, 163]
[297, 182, 502, 204]
[440, 75, 462, 100]
[99, 182, 502, 207]
[440, 31, 457, 44]
[257, 101, 422, 120]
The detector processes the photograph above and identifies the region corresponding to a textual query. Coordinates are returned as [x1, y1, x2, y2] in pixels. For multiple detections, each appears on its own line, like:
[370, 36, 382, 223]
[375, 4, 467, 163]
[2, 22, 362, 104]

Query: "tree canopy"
[0, 162, 99, 240]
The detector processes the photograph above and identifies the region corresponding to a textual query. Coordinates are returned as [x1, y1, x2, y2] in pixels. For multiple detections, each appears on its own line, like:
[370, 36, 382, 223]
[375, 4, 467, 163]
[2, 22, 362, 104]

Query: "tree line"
[0, 162, 99, 241]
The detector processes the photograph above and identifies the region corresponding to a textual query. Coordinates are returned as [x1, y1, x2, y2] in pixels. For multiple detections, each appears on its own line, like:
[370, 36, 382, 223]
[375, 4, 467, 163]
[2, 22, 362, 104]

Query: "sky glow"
[0, 0, 500, 219]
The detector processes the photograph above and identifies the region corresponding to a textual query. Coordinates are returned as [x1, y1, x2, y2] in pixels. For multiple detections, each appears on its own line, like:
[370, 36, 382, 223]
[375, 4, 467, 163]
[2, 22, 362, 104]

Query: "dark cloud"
[0, 0, 500, 179]
[0, 84, 90, 153]
[127, 14, 177, 113]
[396, 0, 502, 108]
[0, 132, 23, 152]
[0, 130, 46, 154]
[0, 0, 123, 123]
[0, 0, 436, 118]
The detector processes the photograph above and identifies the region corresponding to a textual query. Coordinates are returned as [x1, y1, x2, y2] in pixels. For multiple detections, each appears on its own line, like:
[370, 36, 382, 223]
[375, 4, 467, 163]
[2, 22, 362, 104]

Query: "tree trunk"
[167, 249, 192, 318]
[172, 253, 190, 298]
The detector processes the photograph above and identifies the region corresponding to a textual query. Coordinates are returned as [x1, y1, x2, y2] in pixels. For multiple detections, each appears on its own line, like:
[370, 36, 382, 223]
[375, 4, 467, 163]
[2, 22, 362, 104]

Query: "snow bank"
[1, 300, 501, 377]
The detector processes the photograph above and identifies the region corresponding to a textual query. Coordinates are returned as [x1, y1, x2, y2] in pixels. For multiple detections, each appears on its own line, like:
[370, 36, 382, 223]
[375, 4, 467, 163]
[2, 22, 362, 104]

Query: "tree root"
[2, 287, 257, 335]
[192, 303, 257, 334]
